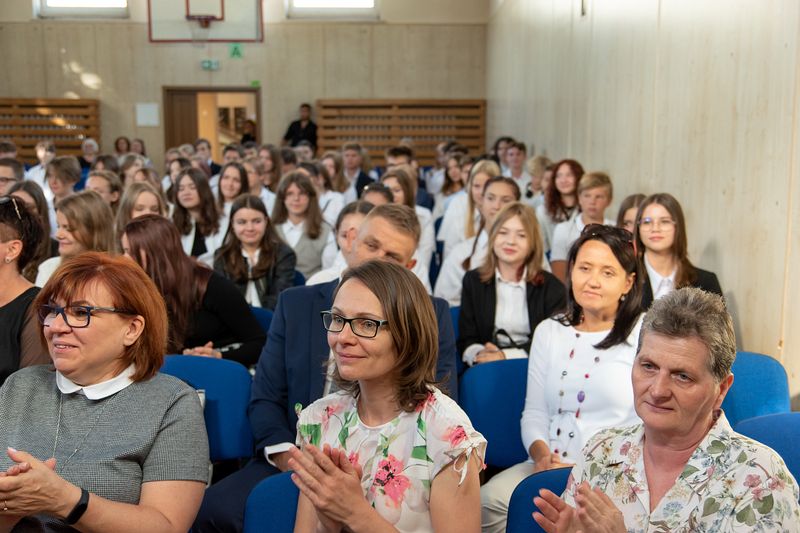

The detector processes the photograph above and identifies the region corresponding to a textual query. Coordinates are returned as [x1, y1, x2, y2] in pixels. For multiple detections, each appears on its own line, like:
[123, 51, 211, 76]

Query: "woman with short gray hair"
[535, 288, 800, 532]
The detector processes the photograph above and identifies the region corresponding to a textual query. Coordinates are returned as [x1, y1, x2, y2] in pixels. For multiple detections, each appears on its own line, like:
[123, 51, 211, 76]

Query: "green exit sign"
[200, 59, 220, 71]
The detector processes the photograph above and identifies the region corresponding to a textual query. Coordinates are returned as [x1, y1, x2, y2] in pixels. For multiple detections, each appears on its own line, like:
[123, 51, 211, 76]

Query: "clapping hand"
[183, 341, 222, 358]
[533, 482, 625, 533]
[474, 342, 505, 364]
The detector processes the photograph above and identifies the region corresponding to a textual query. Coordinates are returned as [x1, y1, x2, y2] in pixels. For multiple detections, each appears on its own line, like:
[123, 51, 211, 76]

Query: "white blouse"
[521, 316, 643, 463]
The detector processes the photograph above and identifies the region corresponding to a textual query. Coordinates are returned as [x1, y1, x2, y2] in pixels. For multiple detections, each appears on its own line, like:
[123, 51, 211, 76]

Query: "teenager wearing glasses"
[481, 225, 643, 533]
[634, 193, 722, 310]
[0, 196, 49, 386]
[291, 260, 486, 533]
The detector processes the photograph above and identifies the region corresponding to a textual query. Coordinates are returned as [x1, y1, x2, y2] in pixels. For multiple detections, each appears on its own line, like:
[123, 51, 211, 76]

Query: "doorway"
[163, 87, 261, 161]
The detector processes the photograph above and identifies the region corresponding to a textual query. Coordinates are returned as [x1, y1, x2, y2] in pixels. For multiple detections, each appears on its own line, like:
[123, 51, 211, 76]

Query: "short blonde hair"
[56, 190, 116, 254]
[577, 171, 613, 201]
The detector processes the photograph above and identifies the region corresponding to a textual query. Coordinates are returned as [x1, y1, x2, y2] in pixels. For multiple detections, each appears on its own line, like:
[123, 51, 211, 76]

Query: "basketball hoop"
[187, 15, 216, 47]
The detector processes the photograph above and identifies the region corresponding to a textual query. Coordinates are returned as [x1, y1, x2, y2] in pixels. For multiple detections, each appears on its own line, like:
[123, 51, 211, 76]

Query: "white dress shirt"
[433, 231, 489, 307]
[318, 190, 345, 228]
[437, 193, 480, 260]
[644, 255, 676, 301]
[415, 205, 435, 271]
[550, 215, 615, 262]
[280, 220, 305, 248]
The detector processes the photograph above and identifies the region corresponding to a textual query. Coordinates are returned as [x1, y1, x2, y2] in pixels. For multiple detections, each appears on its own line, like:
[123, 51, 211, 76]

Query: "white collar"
[283, 219, 304, 230]
[495, 267, 527, 288]
[644, 254, 676, 286]
[56, 364, 136, 400]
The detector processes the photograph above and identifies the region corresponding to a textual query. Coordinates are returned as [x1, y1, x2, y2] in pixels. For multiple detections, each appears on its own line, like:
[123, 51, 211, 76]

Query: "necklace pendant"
[569, 349, 575, 359]
[575, 408, 581, 419]
[577, 390, 586, 403]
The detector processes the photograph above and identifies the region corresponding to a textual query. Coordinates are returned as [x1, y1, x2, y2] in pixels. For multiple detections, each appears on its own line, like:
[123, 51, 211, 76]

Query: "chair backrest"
[243, 472, 299, 533]
[721, 352, 790, 427]
[507, 467, 572, 533]
[250, 306, 273, 335]
[734, 413, 800, 483]
[459, 359, 528, 467]
[161, 355, 254, 461]
[450, 306, 460, 339]
[293, 270, 306, 286]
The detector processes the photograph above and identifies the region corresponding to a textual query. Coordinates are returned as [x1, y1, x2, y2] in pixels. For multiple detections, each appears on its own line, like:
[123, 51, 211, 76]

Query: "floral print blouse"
[296, 388, 487, 532]
[563, 413, 800, 532]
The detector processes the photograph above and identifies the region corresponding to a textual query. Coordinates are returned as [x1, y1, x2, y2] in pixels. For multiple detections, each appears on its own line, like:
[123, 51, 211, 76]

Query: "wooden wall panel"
[488, 0, 800, 397]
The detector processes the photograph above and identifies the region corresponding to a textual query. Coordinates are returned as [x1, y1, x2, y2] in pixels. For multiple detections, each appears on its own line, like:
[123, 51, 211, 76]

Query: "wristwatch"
[65, 488, 90, 525]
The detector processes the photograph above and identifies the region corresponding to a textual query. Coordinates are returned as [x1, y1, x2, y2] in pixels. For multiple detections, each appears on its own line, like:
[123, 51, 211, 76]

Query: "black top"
[212, 242, 297, 310]
[184, 272, 266, 366]
[190, 229, 207, 258]
[354, 170, 375, 198]
[457, 269, 566, 355]
[283, 119, 318, 149]
[0, 286, 40, 385]
[640, 266, 723, 310]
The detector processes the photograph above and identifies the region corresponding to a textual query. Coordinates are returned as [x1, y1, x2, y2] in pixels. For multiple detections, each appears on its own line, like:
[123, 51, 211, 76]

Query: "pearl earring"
[620, 294, 627, 302]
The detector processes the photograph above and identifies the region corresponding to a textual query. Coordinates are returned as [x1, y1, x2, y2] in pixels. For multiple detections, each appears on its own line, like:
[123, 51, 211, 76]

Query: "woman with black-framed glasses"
[481, 223, 644, 533]
[634, 193, 723, 309]
[290, 260, 487, 533]
[0, 251, 209, 532]
[0, 196, 49, 386]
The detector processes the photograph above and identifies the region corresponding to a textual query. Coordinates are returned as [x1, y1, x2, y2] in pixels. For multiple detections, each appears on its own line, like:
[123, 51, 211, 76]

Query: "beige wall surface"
[487, 0, 800, 401]
[0, 19, 485, 171]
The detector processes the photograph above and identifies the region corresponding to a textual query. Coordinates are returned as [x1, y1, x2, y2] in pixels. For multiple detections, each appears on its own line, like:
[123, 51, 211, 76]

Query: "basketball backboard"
[147, 0, 263, 43]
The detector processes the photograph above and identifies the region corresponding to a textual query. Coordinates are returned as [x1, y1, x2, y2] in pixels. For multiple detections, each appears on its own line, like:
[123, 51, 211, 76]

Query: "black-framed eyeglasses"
[0, 196, 22, 220]
[320, 311, 388, 339]
[37, 304, 137, 328]
[581, 223, 634, 244]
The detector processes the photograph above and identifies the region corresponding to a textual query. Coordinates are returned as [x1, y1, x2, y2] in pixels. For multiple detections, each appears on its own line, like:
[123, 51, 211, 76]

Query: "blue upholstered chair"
[735, 413, 800, 482]
[459, 359, 529, 467]
[249, 305, 273, 335]
[721, 352, 790, 427]
[161, 355, 253, 461]
[507, 467, 573, 533]
[243, 472, 299, 533]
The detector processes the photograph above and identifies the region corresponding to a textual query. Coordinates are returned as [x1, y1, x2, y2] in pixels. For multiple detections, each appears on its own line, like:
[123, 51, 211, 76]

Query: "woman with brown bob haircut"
[0, 252, 209, 531]
[291, 260, 487, 532]
[122, 214, 265, 365]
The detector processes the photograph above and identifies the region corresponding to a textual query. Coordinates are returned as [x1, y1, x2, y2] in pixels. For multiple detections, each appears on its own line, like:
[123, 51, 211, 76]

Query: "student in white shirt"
[502, 141, 533, 192]
[298, 161, 344, 229]
[381, 167, 435, 271]
[551, 171, 615, 282]
[438, 159, 500, 259]
[216, 162, 251, 229]
[24, 140, 56, 191]
[172, 168, 224, 265]
[535, 158, 583, 255]
[115, 182, 169, 243]
[243, 156, 277, 215]
[634, 193, 723, 309]
[271, 171, 331, 278]
[458, 202, 565, 367]
[162, 156, 191, 201]
[492, 136, 515, 176]
[41, 156, 82, 236]
[521, 155, 552, 211]
[319, 150, 350, 195]
[257, 144, 282, 194]
[434, 176, 521, 307]
[433, 153, 469, 220]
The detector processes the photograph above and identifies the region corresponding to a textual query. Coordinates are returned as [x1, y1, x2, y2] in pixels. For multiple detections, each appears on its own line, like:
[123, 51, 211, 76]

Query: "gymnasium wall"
[487, 0, 800, 402]
[0, 0, 487, 169]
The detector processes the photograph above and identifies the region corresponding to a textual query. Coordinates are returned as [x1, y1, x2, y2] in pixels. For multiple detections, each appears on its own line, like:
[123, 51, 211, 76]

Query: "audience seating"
[507, 467, 572, 533]
[721, 352, 790, 427]
[459, 359, 528, 467]
[249, 306, 273, 335]
[161, 355, 254, 462]
[243, 472, 298, 533]
[293, 270, 306, 286]
[734, 413, 800, 482]
[450, 306, 466, 376]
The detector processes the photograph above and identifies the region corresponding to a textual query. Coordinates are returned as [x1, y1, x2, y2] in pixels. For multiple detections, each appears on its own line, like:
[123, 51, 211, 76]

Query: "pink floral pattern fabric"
[563, 413, 800, 532]
[296, 388, 486, 532]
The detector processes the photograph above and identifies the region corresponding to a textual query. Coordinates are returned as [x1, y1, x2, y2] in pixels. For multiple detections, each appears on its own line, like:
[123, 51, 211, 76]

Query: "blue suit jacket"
[249, 279, 458, 452]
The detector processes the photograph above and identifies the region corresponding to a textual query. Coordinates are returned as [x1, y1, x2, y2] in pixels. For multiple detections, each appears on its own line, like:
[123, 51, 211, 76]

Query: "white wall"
[487, 0, 800, 402]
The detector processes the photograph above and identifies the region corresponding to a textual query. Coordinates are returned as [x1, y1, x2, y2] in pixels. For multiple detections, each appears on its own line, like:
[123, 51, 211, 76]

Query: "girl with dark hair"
[536, 158, 584, 254]
[616, 192, 646, 233]
[113, 135, 130, 160]
[291, 260, 486, 532]
[8, 181, 58, 280]
[217, 162, 251, 228]
[213, 195, 296, 310]
[481, 224, 643, 533]
[634, 193, 722, 309]
[272, 171, 330, 278]
[90, 153, 121, 175]
[257, 144, 282, 192]
[172, 167, 223, 264]
[458, 202, 565, 367]
[298, 161, 344, 228]
[380, 168, 435, 271]
[433, 153, 467, 220]
[0, 196, 48, 384]
[122, 214, 265, 365]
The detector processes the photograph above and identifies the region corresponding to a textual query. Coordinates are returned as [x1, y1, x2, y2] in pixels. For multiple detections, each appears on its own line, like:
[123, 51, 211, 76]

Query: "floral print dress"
[563, 413, 800, 532]
[296, 388, 487, 532]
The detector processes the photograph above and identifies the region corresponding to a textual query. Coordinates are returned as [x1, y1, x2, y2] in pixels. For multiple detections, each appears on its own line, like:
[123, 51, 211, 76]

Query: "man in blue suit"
[193, 204, 457, 532]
